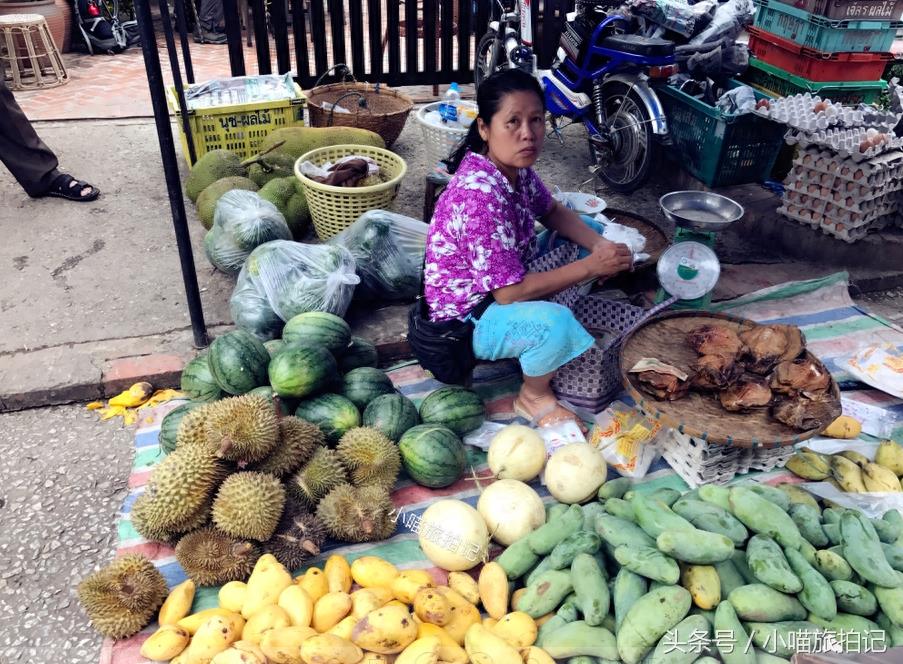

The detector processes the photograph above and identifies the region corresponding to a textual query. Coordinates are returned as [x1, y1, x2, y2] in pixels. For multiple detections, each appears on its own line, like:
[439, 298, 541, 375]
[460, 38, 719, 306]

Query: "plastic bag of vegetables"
[205, 190, 292, 275]
[229, 240, 360, 339]
[329, 210, 426, 301]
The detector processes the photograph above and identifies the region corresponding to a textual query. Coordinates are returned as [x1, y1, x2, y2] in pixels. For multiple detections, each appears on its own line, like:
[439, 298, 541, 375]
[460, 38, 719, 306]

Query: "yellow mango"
[360, 653, 393, 664]
[534, 612, 555, 627]
[416, 623, 468, 664]
[446, 571, 480, 605]
[243, 554, 293, 619]
[351, 604, 418, 654]
[210, 641, 267, 664]
[511, 588, 527, 612]
[140, 624, 190, 661]
[395, 636, 440, 664]
[218, 581, 247, 614]
[352, 589, 384, 620]
[520, 645, 557, 664]
[463, 623, 521, 664]
[482, 617, 498, 629]
[325, 554, 352, 593]
[177, 608, 244, 636]
[351, 556, 400, 589]
[414, 587, 452, 626]
[328, 615, 358, 641]
[433, 586, 481, 645]
[312, 591, 352, 632]
[279, 585, 314, 627]
[297, 568, 329, 604]
[681, 564, 721, 610]
[364, 586, 395, 607]
[260, 626, 317, 664]
[184, 616, 238, 664]
[491, 611, 537, 648]
[243, 604, 291, 645]
[824, 415, 862, 439]
[383, 600, 408, 610]
[478, 562, 509, 619]
[159, 579, 196, 625]
[391, 569, 434, 604]
[300, 634, 363, 664]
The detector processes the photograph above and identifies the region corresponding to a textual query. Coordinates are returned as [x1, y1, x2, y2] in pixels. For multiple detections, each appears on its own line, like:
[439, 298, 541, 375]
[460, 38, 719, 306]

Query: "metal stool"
[0, 14, 69, 90]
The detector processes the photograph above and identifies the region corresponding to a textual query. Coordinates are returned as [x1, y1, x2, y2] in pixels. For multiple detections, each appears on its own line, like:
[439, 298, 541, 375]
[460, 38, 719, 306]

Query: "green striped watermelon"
[263, 339, 286, 358]
[247, 385, 295, 416]
[342, 367, 395, 410]
[159, 401, 204, 454]
[398, 424, 466, 488]
[294, 393, 361, 443]
[269, 345, 337, 398]
[418, 386, 485, 436]
[338, 336, 379, 372]
[282, 312, 351, 353]
[208, 330, 270, 395]
[180, 353, 223, 401]
[362, 393, 420, 442]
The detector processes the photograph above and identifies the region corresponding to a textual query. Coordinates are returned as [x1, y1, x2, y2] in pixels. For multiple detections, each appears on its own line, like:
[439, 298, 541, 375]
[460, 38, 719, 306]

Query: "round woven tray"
[306, 82, 414, 148]
[603, 207, 669, 268]
[618, 311, 841, 448]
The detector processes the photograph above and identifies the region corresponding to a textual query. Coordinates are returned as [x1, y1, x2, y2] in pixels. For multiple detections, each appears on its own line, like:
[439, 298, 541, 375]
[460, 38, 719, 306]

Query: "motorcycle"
[475, 0, 677, 192]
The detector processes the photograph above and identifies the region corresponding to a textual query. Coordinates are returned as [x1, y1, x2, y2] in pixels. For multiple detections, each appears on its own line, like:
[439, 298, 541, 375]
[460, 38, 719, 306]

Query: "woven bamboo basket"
[306, 82, 413, 148]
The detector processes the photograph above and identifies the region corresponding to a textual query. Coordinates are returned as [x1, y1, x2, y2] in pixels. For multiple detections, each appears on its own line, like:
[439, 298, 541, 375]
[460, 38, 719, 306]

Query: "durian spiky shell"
[174, 526, 260, 586]
[77, 554, 167, 639]
[212, 471, 286, 541]
[204, 394, 279, 463]
[263, 498, 326, 571]
[286, 446, 348, 507]
[316, 483, 396, 543]
[336, 427, 401, 490]
[130, 493, 176, 544]
[251, 416, 323, 478]
[175, 402, 214, 449]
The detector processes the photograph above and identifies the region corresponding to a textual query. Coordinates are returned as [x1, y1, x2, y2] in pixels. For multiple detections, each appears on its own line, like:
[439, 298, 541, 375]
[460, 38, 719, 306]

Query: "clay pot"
[0, 0, 73, 52]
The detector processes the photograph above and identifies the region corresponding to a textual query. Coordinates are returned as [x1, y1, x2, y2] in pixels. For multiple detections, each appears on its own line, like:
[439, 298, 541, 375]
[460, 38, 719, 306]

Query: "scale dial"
[657, 241, 721, 301]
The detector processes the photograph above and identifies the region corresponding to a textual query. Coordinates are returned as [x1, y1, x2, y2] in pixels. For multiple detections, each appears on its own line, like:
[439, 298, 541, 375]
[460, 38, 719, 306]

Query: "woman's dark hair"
[444, 68, 545, 174]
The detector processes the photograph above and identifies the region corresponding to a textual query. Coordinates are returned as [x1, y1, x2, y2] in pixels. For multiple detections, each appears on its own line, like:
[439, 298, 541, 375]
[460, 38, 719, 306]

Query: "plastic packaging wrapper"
[184, 73, 297, 110]
[629, 0, 716, 38]
[539, 420, 587, 455]
[716, 85, 756, 115]
[230, 240, 360, 339]
[589, 401, 664, 478]
[688, 0, 754, 46]
[205, 190, 292, 275]
[329, 210, 426, 301]
[463, 421, 507, 450]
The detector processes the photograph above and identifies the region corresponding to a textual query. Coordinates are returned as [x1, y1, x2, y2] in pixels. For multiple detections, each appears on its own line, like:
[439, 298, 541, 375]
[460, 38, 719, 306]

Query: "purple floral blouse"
[424, 152, 554, 322]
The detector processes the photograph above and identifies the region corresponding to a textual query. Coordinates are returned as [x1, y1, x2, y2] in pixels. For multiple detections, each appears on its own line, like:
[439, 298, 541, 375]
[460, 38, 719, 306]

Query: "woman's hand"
[583, 239, 633, 279]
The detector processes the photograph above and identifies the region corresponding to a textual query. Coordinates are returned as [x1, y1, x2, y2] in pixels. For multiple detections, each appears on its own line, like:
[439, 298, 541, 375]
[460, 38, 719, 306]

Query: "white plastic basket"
[414, 101, 478, 169]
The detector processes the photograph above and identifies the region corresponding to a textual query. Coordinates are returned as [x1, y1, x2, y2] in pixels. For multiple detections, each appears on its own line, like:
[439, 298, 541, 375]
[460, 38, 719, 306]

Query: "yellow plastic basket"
[167, 83, 307, 164]
[294, 144, 408, 240]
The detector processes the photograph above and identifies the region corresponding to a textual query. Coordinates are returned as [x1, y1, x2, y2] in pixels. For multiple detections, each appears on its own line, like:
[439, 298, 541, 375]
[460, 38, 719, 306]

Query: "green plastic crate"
[658, 83, 786, 188]
[743, 57, 888, 104]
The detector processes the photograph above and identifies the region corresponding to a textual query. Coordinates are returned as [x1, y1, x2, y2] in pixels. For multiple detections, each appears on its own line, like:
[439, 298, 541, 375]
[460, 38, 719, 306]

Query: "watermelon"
[180, 353, 224, 401]
[247, 385, 296, 416]
[159, 401, 204, 454]
[418, 386, 486, 436]
[208, 329, 270, 395]
[269, 345, 337, 398]
[362, 394, 420, 442]
[398, 424, 466, 488]
[282, 312, 352, 352]
[295, 393, 361, 444]
[342, 367, 395, 410]
[338, 336, 379, 372]
[263, 339, 286, 358]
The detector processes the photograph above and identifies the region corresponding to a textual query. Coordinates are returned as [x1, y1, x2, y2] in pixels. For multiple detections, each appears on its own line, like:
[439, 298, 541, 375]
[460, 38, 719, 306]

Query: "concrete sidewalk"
[2, 115, 902, 412]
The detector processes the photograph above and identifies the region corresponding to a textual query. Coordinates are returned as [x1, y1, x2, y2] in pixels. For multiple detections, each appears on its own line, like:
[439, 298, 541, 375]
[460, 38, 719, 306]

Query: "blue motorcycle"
[475, 0, 677, 192]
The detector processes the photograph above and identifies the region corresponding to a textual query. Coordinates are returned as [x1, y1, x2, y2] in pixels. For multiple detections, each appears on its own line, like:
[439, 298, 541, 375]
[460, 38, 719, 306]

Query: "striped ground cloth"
[101, 272, 903, 664]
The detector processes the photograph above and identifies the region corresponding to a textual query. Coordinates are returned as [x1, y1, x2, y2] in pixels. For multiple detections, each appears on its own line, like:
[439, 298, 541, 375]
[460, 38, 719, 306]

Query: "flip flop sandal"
[513, 397, 587, 431]
[43, 174, 100, 202]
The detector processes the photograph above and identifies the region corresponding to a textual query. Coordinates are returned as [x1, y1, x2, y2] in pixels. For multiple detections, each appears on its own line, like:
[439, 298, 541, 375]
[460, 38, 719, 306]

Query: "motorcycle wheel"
[475, 30, 506, 88]
[590, 83, 656, 193]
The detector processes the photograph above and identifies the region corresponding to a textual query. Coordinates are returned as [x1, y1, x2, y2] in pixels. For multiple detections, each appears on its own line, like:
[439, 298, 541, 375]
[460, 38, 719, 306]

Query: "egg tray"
[753, 94, 853, 132]
[785, 127, 903, 162]
[781, 197, 897, 230]
[779, 205, 899, 242]
[784, 178, 902, 216]
[794, 146, 903, 185]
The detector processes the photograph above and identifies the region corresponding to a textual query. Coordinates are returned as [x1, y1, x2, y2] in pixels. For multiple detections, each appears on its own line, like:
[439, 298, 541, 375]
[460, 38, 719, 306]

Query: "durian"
[316, 483, 396, 543]
[251, 416, 323, 478]
[175, 403, 214, 449]
[174, 526, 261, 586]
[212, 471, 286, 541]
[336, 427, 401, 489]
[77, 554, 168, 639]
[263, 498, 326, 571]
[130, 493, 177, 543]
[205, 395, 279, 464]
[287, 446, 348, 507]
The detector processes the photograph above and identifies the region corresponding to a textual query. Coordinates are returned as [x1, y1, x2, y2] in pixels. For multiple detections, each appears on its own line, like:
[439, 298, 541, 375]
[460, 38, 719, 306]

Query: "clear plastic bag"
[229, 240, 360, 339]
[329, 210, 426, 301]
[716, 85, 757, 115]
[589, 401, 664, 478]
[629, 0, 716, 38]
[214, 190, 292, 252]
[687, 0, 754, 45]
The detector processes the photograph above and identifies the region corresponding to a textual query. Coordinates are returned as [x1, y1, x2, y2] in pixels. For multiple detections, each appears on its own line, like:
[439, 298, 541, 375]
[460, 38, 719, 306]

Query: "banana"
[785, 452, 831, 481]
[139, 624, 191, 661]
[159, 579, 196, 625]
[876, 440, 903, 476]
[830, 455, 868, 493]
[837, 450, 870, 467]
[862, 463, 903, 493]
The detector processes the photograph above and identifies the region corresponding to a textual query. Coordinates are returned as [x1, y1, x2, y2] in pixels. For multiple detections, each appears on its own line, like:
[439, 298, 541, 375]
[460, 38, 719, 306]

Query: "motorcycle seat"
[600, 34, 674, 57]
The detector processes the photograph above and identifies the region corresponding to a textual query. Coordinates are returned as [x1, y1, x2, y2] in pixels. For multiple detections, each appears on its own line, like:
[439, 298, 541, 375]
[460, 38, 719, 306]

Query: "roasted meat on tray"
[629, 359, 690, 401]
[777, 324, 806, 362]
[691, 354, 744, 391]
[687, 325, 744, 358]
[770, 353, 831, 397]
[719, 377, 773, 412]
[739, 325, 794, 375]
[772, 394, 841, 431]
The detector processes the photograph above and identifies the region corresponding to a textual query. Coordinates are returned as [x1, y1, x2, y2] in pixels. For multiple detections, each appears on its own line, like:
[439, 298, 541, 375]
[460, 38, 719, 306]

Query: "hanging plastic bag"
[628, 0, 716, 38]
[688, 0, 754, 46]
[329, 210, 426, 301]
[229, 240, 360, 339]
[205, 190, 292, 275]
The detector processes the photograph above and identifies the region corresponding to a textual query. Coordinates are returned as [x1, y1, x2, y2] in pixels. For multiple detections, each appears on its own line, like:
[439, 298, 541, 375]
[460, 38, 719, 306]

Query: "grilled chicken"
[719, 377, 773, 412]
[687, 325, 744, 358]
[635, 371, 691, 401]
[739, 325, 792, 375]
[692, 354, 744, 391]
[777, 324, 806, 362]
[772, 395, 841, 432]
[770, 353, 831, 397]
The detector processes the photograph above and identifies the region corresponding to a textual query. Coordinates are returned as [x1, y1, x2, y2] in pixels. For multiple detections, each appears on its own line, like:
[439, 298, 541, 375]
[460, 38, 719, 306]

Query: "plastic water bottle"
[439, 82, 461, 124]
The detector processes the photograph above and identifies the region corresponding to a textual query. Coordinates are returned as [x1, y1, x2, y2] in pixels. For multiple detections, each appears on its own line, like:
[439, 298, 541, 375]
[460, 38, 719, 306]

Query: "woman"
[423, 69, 633, 429]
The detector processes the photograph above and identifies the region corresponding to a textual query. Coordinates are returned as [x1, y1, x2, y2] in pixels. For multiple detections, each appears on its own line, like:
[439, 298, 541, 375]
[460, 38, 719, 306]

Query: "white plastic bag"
[206, 190, 292, 275]
[229, 240, 360, 339]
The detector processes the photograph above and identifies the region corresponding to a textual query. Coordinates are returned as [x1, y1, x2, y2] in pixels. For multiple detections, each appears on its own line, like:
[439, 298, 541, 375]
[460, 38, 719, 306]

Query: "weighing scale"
[654, 191, 745, 309]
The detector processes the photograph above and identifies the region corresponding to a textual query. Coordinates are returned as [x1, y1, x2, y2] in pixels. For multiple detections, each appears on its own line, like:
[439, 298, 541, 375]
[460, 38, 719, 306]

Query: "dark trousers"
[0, 72, 60, 196]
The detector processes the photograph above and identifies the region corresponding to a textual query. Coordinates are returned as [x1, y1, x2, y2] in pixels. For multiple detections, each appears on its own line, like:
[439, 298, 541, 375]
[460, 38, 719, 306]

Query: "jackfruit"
[212, 471, 287, 541]
[204, 394, 280, 464]
[248, 152, 297, 187]
[77, 554, 168, 639]
[258, 126, 385, 160]
[336, 427, 400, 489]
[258, 176, 311, 239]
[251, 416, 323, 478]
[316, 483, 396, 543]
[175, 526, 261, 586]
[287, 446, 348, 507]
[186, 150, 248, 203]
[196, 176, 259, 230]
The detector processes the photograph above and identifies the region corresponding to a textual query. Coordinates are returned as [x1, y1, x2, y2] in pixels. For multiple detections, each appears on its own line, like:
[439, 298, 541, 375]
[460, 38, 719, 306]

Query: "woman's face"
[478, 90, 545, 177]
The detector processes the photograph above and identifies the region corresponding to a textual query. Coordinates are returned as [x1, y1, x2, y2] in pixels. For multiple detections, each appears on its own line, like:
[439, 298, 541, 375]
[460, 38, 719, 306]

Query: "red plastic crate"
[748, 27, 892, 81]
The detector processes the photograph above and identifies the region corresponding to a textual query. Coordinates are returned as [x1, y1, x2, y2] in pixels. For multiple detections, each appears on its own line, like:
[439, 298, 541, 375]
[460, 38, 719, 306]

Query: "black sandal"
[43, 174, 100, 202]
